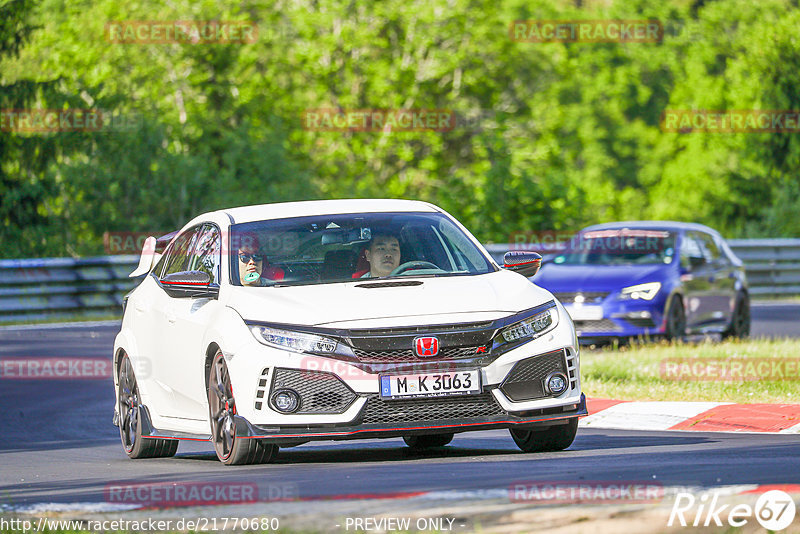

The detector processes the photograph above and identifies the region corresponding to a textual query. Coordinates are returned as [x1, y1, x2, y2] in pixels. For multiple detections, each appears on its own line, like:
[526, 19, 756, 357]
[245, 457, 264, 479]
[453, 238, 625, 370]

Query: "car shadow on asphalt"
[175, 445, 515, 464]
[172, 432, 718, 464]
[569, 431, 715, 450]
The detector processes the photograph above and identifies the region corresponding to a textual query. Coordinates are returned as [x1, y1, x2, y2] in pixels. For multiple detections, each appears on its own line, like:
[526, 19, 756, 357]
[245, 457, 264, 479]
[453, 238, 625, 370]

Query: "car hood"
[533, 263, 669, 293]
[224, 270, 555, 328]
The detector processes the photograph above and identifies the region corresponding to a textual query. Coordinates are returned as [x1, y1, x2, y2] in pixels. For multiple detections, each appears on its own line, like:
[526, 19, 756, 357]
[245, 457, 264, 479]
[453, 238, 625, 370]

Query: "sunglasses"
[238, 253, 264, 263]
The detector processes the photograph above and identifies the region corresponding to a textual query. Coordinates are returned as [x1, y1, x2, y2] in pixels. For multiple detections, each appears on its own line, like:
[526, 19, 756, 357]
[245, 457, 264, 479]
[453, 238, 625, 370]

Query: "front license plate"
[564, 304, 603, 321]
[380, 370, 482, 399]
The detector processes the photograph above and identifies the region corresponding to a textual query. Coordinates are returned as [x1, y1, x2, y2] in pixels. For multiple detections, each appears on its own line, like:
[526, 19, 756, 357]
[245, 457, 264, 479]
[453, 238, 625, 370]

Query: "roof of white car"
[218, 199, 440, 224]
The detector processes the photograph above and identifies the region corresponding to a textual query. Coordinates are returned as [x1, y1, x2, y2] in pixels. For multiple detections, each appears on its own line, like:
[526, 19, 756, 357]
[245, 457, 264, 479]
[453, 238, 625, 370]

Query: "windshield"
[229, 212, 495, 287]
[552, 229, 676, 266]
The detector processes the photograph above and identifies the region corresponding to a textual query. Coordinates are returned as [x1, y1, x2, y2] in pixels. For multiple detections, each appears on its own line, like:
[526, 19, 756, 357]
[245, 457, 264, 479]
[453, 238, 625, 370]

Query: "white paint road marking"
[779, 422, 800, 434]
[579, 401, 731, 431]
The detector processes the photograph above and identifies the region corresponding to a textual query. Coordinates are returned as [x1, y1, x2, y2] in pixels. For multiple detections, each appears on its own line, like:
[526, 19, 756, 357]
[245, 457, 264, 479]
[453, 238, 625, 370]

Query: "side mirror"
[160, 270, 219, 299]
[503, 251, 542, 277]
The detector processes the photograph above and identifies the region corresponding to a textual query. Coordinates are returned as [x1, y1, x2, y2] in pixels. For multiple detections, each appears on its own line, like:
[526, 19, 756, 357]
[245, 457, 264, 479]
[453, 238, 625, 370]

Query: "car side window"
[680, 233, 705, 269]
[161, 227, 201, 278]
[152, 250, 168, 279]
[696, 232, 721, 264]
[189, 224, 222, 283]
[710, 236, 731, 266]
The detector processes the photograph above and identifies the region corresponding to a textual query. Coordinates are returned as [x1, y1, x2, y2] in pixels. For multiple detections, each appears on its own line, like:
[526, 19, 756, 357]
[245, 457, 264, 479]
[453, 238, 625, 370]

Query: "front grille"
[349, 321, 494, 337]
[573, 319, 620, 333]
[270, 368, 357, 414]
[360, 392, 505, 425]
[500, 350, 568, 401]
[554, 292, 608, 304]
[353, 346, 485, 363]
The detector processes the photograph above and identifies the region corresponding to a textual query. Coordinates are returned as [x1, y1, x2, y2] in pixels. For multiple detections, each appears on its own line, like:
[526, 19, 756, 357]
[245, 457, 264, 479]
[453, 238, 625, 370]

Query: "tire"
[208, 350, 277, 465]
[117, 354, 178, 459]
[723, 293, 750, 340]
[510, 418, 578, 452]
[403, 433, 454, 449]
[664, 295, 686, 341]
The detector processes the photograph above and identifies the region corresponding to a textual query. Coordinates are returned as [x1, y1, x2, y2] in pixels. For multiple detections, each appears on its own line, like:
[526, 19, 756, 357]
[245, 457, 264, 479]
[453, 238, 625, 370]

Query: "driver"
[362, 234, 401, 278]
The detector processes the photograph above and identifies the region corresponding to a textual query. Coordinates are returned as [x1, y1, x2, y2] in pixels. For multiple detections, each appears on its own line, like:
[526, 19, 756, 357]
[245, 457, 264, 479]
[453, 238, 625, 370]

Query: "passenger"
[238, 247, 284, 285]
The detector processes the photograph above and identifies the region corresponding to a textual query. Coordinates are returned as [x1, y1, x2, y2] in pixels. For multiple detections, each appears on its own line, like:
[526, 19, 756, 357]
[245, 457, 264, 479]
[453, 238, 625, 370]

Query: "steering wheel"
[389, 261, 441, 276]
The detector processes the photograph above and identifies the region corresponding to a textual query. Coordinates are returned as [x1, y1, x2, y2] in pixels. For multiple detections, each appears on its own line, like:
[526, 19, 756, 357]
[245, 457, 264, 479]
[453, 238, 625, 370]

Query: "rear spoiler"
[129, 230, 178, 277]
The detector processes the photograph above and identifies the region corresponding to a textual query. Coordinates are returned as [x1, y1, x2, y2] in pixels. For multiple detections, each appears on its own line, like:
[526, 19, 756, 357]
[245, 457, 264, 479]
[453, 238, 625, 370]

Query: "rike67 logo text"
[669, 490, 796, 531]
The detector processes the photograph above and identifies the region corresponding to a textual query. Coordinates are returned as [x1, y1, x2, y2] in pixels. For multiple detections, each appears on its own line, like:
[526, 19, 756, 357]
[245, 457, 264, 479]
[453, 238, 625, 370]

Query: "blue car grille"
[573, 319, 621, 333]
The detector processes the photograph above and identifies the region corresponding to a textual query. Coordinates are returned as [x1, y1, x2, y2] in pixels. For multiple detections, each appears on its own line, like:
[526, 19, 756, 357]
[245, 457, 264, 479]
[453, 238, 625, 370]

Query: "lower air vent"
[270, 368, 357, 414]
[254, 368, 270, 410]
[360, 392, 505, 425]
[500, 350, 569, 401]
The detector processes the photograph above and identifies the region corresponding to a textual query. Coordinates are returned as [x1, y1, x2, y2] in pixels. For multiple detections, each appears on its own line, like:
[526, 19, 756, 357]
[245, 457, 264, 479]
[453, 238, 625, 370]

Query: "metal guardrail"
[727, 239, 800, 296]
[0, 239, 798, 323]
[0, 256, 139, 323]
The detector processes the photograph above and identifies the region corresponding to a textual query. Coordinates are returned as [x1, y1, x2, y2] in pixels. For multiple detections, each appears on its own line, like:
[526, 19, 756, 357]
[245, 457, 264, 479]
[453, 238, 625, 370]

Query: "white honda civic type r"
[112, 199, 585, 465]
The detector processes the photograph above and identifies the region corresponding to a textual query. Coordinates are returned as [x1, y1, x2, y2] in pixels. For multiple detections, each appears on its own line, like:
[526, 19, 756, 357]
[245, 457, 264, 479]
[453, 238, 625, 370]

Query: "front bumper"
[238, 392, 587, 442]
[138, 393, 587, 444]
[567, 297, 668, 341]
[230, 303, 582, 427]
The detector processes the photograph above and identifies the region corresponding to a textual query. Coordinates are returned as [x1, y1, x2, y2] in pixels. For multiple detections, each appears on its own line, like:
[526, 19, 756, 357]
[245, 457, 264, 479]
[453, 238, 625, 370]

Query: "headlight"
[619, 282, 661, 301]
[500, 307, 559, 343]
[249, 325, 337, 354]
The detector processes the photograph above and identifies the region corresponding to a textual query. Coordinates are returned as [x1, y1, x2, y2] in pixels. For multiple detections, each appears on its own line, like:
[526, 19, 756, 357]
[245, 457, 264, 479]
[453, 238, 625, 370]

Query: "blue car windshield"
[552, 229, 676, 266]
[229, 212, 495, 286]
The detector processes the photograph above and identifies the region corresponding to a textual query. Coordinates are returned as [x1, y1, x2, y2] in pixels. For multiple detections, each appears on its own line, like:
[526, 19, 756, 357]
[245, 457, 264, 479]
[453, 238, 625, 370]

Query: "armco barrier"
[0, 239, 797, 323]
[486, 239, 800, 297]
[0, 256, 139, 323]
[727, 239, 800, 296]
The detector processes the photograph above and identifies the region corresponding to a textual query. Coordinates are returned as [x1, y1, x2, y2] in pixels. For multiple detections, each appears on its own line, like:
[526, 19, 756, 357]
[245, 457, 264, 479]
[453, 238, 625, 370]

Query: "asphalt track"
[0, 304, 798, 520]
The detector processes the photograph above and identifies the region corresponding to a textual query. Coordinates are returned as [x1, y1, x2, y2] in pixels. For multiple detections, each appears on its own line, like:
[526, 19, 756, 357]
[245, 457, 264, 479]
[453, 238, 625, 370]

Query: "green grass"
[580, 338, 800, 403]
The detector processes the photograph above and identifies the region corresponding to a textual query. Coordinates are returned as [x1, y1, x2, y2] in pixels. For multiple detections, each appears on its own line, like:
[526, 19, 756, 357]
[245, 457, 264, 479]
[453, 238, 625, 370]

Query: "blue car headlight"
[618, 282, 661, 301]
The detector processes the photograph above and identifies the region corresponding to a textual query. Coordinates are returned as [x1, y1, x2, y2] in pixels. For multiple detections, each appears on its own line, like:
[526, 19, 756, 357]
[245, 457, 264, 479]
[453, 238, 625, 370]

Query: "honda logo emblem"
[414, 336, 439, 357]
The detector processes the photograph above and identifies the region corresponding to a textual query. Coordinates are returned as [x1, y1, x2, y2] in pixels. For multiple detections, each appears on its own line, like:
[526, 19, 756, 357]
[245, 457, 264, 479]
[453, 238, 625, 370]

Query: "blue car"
[533, 222, 750, 343]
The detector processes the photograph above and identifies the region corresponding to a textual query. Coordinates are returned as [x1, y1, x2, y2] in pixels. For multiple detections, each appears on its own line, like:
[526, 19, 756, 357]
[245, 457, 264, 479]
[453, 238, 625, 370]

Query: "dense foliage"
[1, 0, 798, 258]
